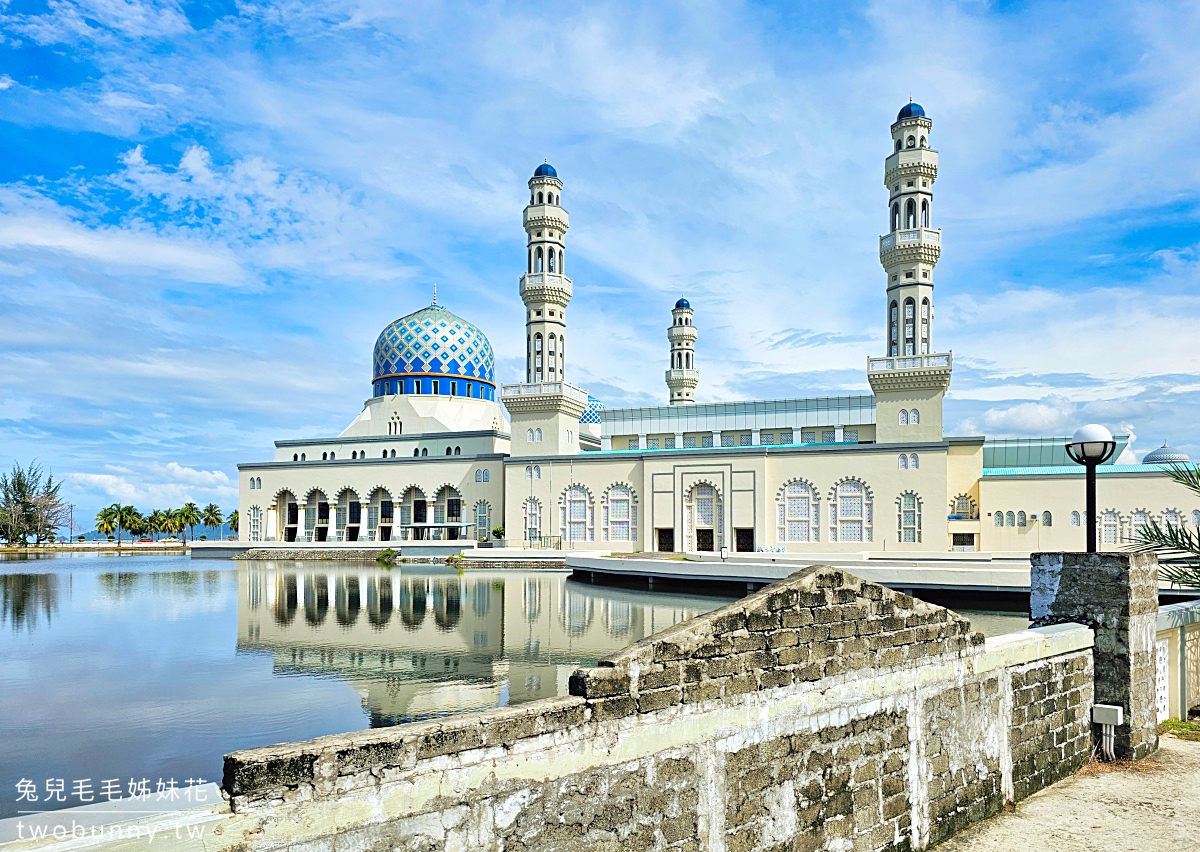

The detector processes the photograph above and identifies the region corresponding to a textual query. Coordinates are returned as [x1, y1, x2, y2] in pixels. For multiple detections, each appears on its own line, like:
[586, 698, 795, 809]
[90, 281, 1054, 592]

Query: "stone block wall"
[1032, 551, 1158, 759]
[220, 566, 1098, 852]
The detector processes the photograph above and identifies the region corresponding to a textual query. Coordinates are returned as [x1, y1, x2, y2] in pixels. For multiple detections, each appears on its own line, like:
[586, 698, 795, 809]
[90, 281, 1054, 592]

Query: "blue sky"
[2, 0, 1200, 524]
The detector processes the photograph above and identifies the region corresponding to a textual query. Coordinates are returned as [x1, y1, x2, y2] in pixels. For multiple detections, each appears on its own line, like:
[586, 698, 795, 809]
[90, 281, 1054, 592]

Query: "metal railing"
[867, 353, 952, 372]
[879, 228, 940, 251]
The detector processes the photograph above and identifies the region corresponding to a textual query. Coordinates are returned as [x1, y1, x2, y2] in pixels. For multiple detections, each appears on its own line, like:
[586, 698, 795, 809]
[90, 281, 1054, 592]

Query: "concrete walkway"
[939, 734, 1200, 851]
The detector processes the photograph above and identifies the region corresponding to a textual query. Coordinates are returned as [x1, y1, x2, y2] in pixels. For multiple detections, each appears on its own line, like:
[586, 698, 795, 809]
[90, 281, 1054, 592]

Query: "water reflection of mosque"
[238, 564, 719, 725]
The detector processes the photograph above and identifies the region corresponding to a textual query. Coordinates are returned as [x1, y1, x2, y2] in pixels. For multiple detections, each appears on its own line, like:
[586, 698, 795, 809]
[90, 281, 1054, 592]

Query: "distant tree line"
[0, 462, 68, 545]
[94, 502, 238, 544]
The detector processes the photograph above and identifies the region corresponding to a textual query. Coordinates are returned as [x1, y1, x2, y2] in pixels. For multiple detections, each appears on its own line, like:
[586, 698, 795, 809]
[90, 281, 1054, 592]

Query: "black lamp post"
[1065, 424, 1117, 553]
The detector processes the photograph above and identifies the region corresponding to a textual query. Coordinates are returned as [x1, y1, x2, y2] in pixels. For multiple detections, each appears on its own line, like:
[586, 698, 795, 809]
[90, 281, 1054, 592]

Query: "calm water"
[0, 554, 1029, 819]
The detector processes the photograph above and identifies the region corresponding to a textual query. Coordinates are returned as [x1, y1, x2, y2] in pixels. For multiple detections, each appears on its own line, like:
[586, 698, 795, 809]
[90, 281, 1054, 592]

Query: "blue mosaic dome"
[372, 304, 496, 399]
[897, 102, 926, 120]
[580, 394, 604, 425]
[674, 298, 691, 310]
[533, 163, 557, 178]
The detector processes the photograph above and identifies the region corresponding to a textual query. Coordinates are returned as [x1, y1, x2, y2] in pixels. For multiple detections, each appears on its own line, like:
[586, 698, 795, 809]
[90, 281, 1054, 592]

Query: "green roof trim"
[982, 463, 1189, 477]
[983, 434, 1130, 469]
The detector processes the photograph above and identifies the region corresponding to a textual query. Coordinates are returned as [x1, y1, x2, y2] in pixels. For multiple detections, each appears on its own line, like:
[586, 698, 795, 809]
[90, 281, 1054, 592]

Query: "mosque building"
[237, 104, 1200, 555]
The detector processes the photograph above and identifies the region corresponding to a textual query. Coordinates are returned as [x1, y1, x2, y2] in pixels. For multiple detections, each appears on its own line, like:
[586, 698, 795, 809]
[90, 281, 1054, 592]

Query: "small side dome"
[1142, 443, 1190, 465]
[580, 394, 604, 425]
[533, 163, 557, 178]
[897, 102, 926, 120]
[674, 298, 691, 310]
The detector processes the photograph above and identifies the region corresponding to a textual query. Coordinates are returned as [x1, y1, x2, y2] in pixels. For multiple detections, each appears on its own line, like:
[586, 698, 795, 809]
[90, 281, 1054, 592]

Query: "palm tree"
[201, 503, 223, 538]
[227, 510, 239, 536]
[178, 503, 201, 545]
[147, 509, 167, 541]
[123, 507, 146, 541]
[95, 506, 117, 542]
[163, 508, 183, 542]
[1131, 464, 1200, 587]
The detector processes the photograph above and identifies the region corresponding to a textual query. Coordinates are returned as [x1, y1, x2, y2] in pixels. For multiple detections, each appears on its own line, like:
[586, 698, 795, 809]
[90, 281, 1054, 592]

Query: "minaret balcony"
[667, 325, 698, 343]
[879, 228, 941, 268]
[523, 205, 569, 230]
[884, 148, 939, 186]
[866, 352, 952, 393]
[665, 368, 700, 387]
[520, 272, 573, 304]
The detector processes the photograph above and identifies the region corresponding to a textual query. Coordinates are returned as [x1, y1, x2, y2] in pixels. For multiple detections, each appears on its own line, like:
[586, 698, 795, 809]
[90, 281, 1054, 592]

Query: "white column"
[751, 428, 761, 445]
[638, 433, 647, 449]
[835, 426, 845, 442]
[601, 436, 612, 451]
[712, 430, 721, 447]
[674, 432, 684, 449]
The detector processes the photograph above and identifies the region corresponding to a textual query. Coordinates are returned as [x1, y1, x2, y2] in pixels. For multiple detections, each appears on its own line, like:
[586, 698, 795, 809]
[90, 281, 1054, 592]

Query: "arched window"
[903, 298, 916, 355]
[777, 480, 819, 543]
[535, 428, 542, 442]
[293, 453, 298, 461]
[391, 449, 397, 458]
[537, 192, 543, 203]
[921, 199, 929, 228]
[910, 409, 919, 425]
[994, 512, 1004, 527]
[446, 447, 452, 456]
[248, 506, 262, 542]
[527, 249, 532, 273]
[686, 352, 692, 368]
[533, 465, 541, 479]
[906, 135, 915, 148]
[527, 428, 534, 442]
[475, 469, 483, 482]
[1006, 511, 1015, 527]
[483, 469, 490, 482]
[454, 446, 461, 455]
[898, 493, 922, 543]
[920, 136, 927, 147]
[475, 501, 490, 541]
[895, 139, 902, 152]
[322, 452, 327, 460]
[1193, 510, 1200, 528]
[891, 203, 899, 231]
[421, 448, 427, 457]
[1017, 511, 1027, 527]
[535, 247, 544, 272]
[1070, 511, 1081, 527]
[1042, 511, 1053, 527]
[561, 485, 594, 542]
[899, 409, 908, 426]
[413, 448, 420, 457]
[329, 452, 335, 460]
[523, 498, 541, 541]
[1102, 511, 1119, 545]
[1130, 510, 1150, 543]
[558, 249, 563, 274]
[905, 199, 916, 229]
[300, 453, 306, 461]
[525, 464, 532, 479]
[548, 250, 555, 272]
[685, 483, 722, 552]
[898, 454, 908, 470]
[910, 453, 919, 469]
[603, 484, 636, 542]
[830, 480, 871, 543]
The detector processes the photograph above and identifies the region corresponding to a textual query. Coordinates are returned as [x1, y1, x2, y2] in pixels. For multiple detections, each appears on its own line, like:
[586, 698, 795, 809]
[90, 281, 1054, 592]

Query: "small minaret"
[665, 298, 698, 404]
[521, 162, 571, 383]
[881, 100, 939, 356]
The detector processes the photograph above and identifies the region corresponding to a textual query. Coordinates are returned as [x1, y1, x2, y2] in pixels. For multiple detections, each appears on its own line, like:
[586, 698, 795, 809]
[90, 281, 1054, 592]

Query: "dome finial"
[432, 281, 437, 306]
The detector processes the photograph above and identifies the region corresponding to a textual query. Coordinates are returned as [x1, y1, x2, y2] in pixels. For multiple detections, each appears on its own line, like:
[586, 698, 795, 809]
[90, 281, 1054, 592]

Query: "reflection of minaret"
[665, 298, 698, 405]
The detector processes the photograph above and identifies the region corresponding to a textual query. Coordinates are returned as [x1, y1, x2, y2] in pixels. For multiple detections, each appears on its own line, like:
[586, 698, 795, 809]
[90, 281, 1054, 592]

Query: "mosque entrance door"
[735, 528, 754, 552]
[656, 528, 674, 552]
[696, 529, 714, 552]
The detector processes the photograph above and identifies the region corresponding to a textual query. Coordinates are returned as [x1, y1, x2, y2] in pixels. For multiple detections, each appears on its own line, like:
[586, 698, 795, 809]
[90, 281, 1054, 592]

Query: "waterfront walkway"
[940, 734, 1200, 851]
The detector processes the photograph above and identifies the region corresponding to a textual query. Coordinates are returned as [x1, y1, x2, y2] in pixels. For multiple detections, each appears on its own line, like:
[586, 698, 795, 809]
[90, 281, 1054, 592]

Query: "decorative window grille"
[627, 437, 639, 450]
[561, 486, 594, 542]
[843, 429, 858, 443]
[898, 454, 908, 470]
[994, 512, 1004, 527]
[1193, 510, 1200, 528]
[779, 430, 794, 444]
[434, 505, 445, 524]
[303, 506, 316, 542]
[664, 437, 675, 449]
[483, 469, 490, 482]
[760, 433, 775, 445]
[701, 435, 713, 448]
[1164, 509, 1181, 528]
[739, 434, 752, 446]
[721, 435, 734, 447]
[646, 437, 659, 449]
[400, 505, 412, 526]
[605, 485, 634, 542]
[910, 409, 920, 425]
[475, 469, 483, 482]
[910, 453, 919, 469]
[822, 430, 836, 443]
[1070, 511, 1080, 527]
[1042, 511, 1052, 527]
[335, 506, 347, 541]
[1129, 511, 1150, 543]
[1006, 511, 1015, 526]
[1102, 511, 1119, 544]
[1017, 511, 1027, 527]
[899, 410, 908, 426]
[475, 501, 489, 539]
[801, 430, 816, 443]
[898, 493, 921, 543]
[684, 436, 697, 448]
[367, 506, 379, 541]
[523, 499, 541, 541]
[249, 507, 262, 542]
[830, 481, 871, 543]
[777, 481, 819, 543]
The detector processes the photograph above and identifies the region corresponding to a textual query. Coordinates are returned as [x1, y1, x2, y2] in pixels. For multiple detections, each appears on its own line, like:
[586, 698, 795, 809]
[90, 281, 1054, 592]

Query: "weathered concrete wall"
[1031, 551, 1158, 759]
[222, 566, 1094, 852]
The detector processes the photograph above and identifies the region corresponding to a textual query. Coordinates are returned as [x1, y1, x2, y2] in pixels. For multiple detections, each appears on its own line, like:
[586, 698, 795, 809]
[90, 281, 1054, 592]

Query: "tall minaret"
[880, 100, 939, 356]
[665, 298, 698, 404]
[521, 162, 571, 383]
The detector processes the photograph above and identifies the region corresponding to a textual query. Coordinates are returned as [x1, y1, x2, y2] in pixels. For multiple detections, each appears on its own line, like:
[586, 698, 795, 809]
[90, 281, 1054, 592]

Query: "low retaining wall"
[222, 566, 1094, 851]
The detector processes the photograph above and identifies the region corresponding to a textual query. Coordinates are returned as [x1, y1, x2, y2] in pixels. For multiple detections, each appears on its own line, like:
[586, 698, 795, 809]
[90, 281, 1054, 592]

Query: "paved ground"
[939, 734, 1200, 851]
